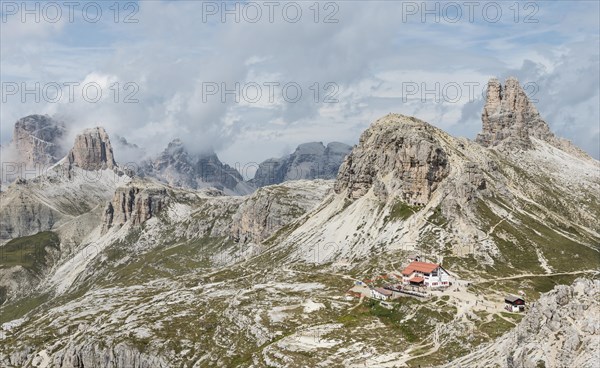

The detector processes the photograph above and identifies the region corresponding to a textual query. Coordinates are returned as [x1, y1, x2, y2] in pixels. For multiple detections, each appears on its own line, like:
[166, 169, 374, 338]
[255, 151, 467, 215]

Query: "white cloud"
[1, 0, 598, 164]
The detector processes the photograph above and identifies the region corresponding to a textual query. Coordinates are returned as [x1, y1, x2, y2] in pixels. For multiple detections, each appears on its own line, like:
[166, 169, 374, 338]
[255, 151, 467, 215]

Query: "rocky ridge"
[1, 126, 129, 240]
[334, 116, 450, 205]
[270, 80, 598, 266]
[251, 142, 352, 188]
[140, 139, 253, 195]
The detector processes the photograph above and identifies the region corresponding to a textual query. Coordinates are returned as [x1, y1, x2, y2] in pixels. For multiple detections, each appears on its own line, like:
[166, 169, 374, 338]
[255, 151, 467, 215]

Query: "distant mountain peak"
[66, 127, 116, 171]
[251, 141, 352, 188]
[140, 139, 252, 195]
[166, 138, 184, 150]
[11, 114, 66, 166]
[295, 142, 327, 155]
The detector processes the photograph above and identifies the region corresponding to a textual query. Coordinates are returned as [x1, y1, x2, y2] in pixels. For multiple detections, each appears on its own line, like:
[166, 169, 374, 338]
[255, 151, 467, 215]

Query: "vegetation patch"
[0, 231, 60, 272]
[0, 292, 51, 324]
[479, 314, 515, 339]
[100, 237, 227, 287]
[384, 201, 422, 223]
[428, 205, 447, 227]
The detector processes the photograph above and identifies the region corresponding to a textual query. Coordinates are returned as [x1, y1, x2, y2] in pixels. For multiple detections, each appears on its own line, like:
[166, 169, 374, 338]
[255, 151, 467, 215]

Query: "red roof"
[402, 261, 439, 276]
[373, 287, 393, 296]
[409, 276, 424, 283]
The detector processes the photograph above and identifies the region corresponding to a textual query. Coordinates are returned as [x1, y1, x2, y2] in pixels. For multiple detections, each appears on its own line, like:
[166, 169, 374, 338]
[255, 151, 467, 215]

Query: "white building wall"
[402, 267, 452, 287]
[427, 267, 452, 287]
[371, 290, 388, 300]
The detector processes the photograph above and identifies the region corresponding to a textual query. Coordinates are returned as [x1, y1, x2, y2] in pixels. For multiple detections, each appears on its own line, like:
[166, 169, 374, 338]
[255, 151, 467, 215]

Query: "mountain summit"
[476, 77, 551, 149]
[66, 127, 116, 171]
[251, 141, 352, 187]
[11, 115, 66, 167]
[140, 139, 253, 195]
[1, 115, 65, 185]
[476, 77, 587, 157]
[334, 115, 450, 205]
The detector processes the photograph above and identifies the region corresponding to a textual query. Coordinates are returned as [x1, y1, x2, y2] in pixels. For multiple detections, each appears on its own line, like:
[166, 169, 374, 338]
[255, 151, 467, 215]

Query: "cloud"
[1, 0, 598, 165]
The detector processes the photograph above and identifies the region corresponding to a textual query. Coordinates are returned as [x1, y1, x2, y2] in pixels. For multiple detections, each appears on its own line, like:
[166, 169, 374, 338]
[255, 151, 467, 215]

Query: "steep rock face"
[476, 77, 548, 149]
[448, 278, 600, 368]
[11, 115, 66, 167]
[230, 180, 332, 244]
[476, 77, 587, 157]
[0, 181, 59, 240]
[140, 139, 252, 195]
[103, 182, 169, 229]
[1, 115, 66, 185]
[66, 127, 116, 171]
[334, 114, 449, 205]
[251, 142, 352, 187]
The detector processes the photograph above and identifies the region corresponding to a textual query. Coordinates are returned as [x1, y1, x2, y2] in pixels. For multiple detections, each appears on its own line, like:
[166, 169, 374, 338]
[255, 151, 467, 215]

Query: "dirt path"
[401, 324, 442, 362]
[495, 312, 518, 326]
[348, 295, 365, 311]
[475, 269, 598, 283]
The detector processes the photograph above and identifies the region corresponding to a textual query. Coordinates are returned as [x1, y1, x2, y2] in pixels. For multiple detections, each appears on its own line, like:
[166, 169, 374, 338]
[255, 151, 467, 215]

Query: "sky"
[1, 0, 599, 172]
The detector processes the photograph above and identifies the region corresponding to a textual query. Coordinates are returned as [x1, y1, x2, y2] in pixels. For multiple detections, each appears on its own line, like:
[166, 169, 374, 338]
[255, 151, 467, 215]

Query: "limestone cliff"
[334, 114, 450, 205]
[1, 115, 66, 185]
[476, 77, 588, 157]
[66, 127, 116, 171]
[11, 115, 66, 167]
[251, 142, 352, 187]
[230, 180, 331, 244]
[103, 182, 169, 229]
[447, 278, 600, 368]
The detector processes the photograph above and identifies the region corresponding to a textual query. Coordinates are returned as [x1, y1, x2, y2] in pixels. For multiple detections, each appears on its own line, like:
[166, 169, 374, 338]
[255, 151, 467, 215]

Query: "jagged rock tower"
[475, 77, 586, 157]
[66, 127, 116, 171]
[476, 77, 556, 149]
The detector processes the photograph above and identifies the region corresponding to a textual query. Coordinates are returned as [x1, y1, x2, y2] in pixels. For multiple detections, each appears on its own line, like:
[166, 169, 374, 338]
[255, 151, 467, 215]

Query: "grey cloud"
[1, 1, 598, 165]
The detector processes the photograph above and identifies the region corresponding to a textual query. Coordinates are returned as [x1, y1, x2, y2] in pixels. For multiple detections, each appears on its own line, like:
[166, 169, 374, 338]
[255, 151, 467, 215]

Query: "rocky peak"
[334, 114, 449, 205]
[475, 77, 585, 156]
[11, 114, 66, 166]
[295, 142, 327, 155]
[66, 127, 116, 171]
[250, 141, 352, 188]
[153, 138, 189, 169]
[140, 139, 252, 195]
[103, 181, 169, 230]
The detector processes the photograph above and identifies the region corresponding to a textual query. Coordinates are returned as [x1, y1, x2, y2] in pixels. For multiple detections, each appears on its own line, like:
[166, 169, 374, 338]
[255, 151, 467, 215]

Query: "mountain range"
[1, 118, 352, 196]
[0, 77, 598, 367]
